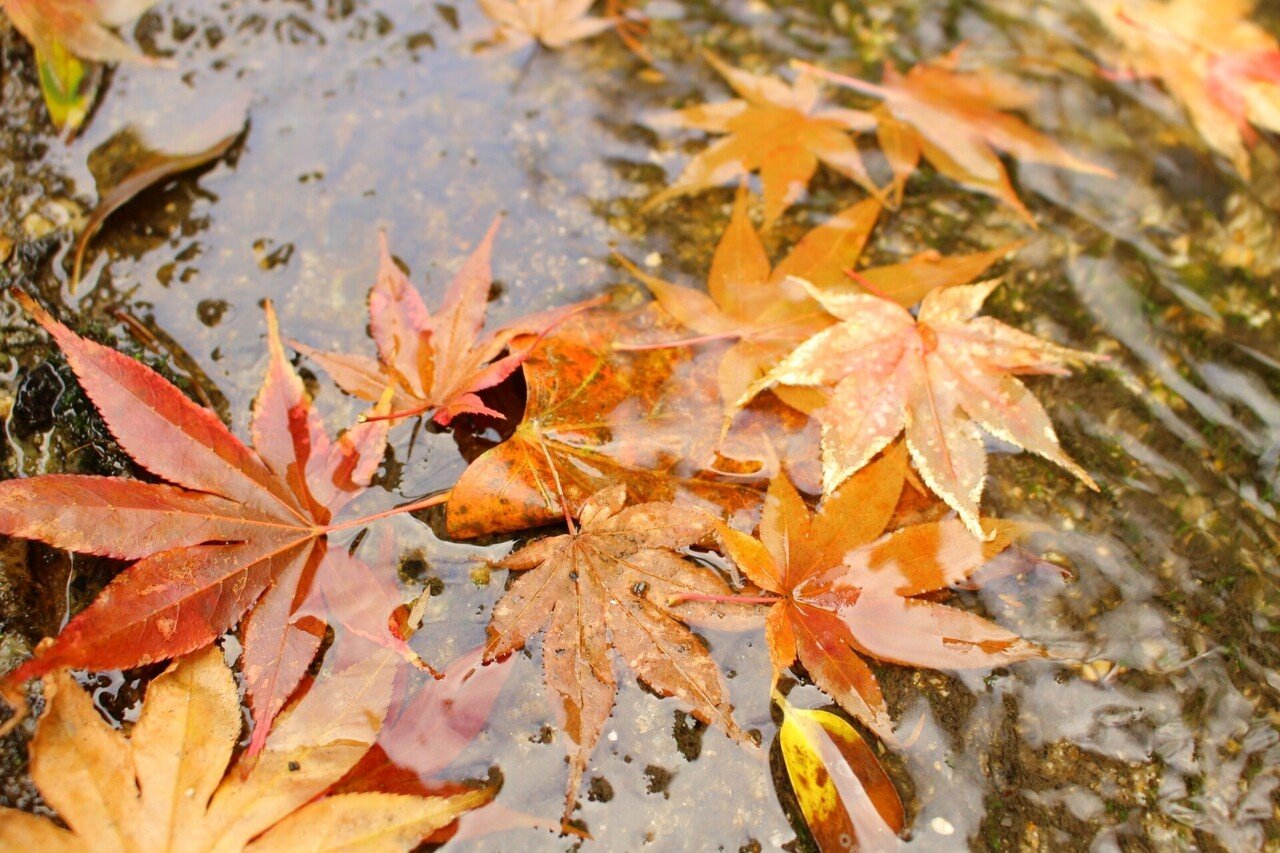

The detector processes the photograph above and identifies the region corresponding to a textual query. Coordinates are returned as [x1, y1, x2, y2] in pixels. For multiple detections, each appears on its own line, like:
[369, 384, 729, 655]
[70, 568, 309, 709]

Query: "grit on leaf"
[483, 486, 751, 820]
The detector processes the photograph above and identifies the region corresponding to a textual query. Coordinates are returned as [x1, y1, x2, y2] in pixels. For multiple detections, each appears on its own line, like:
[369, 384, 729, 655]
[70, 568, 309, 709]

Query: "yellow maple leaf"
[0, 647, 490, 851]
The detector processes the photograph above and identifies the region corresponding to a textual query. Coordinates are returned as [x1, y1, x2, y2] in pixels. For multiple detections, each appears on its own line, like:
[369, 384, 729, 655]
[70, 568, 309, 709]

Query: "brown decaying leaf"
[0, 647, 492, 851]
[742, 278, 1102, 537]
[621, 184, 1023, 414]
[72, 93, 251, 288]
[713, 451, 1042, 738]
[477, 0, 615, 50]
[294, 219, 592, 427]
[798, 51, 1112, 224]
[445, 304, 823, 539]
[1087, 0, 1280, 178]
[644, 52, 882, 229]
[0, 292, 443, 751]
[776, 694, 905, 852]
[484, 485, 751, 821]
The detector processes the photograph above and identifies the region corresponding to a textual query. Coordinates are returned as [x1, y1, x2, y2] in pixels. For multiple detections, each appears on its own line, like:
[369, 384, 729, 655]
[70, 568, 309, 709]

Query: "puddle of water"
[1, 0, 1279, 849]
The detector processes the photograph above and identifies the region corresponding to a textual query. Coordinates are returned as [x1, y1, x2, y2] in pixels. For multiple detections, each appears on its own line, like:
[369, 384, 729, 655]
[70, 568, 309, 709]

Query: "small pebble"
[643, 251, 662, 269]
[1080, 660, 1113, 682]
[22, 213, 54, 239]
[931, 817, 955, 836]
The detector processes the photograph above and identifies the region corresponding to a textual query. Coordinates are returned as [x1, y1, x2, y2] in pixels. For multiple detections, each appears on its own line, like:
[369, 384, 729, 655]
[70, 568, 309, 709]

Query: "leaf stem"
[359, 402, 434, 424]
[534, 427, 577, 534]
[327, 489, 451, 533]
[613, 330, 743, 351]
[668, 592, 781, 606]
[792, 60, 893, 100]
[842, 267, 895, 301]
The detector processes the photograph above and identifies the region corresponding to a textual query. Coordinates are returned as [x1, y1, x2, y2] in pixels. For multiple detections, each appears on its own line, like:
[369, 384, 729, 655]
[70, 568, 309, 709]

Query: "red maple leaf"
[0, 291, 446, 751]
[292, 219, 594, 426]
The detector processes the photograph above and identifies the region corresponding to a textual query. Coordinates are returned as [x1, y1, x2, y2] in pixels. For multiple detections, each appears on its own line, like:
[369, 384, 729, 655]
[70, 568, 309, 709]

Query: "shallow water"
[1, 0, 1278, 849]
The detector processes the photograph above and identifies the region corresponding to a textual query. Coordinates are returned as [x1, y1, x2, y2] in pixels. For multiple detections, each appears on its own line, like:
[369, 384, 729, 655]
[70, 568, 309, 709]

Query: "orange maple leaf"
[621, 185, 1023, 414]
[740, 278, 1103, 536]
[1088, 0, 1280, 177]
[711, 451, 1042, 737]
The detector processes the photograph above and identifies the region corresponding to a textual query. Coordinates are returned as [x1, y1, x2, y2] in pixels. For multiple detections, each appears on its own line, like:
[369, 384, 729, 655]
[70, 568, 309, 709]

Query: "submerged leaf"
[445, 305, 822, 538]
[799, 52, 1112, 223]
[776, 693, 905, 852]
[72, 93, 251, 288]
[335, 647, 515, 796]
[645, 52, 881, 228]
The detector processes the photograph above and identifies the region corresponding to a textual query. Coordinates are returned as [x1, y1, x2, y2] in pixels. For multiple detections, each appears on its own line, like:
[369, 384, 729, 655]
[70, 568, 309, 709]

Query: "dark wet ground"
[2, 0, 1279, 849]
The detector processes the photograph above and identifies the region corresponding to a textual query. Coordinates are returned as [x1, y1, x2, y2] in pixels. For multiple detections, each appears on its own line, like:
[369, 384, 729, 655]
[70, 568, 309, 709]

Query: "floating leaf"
[741, 278, 1102, 536]
[294, 221, 595, 426]
[776, 693, 905, 852]
[622, 184, 1022, 413]
[0, 647, 491, 851]
[484, 486, 750, 820]
[1087, 0, 1280, 177]
[709, 453, 1041, 737]
[0, 292, 443, 749]
[478, 0, 615, 49]
[3, 0, 163, 135]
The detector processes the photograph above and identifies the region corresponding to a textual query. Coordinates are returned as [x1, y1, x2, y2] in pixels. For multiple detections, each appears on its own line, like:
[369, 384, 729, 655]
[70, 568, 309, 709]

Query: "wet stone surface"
[1, 0, 1279, 850]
